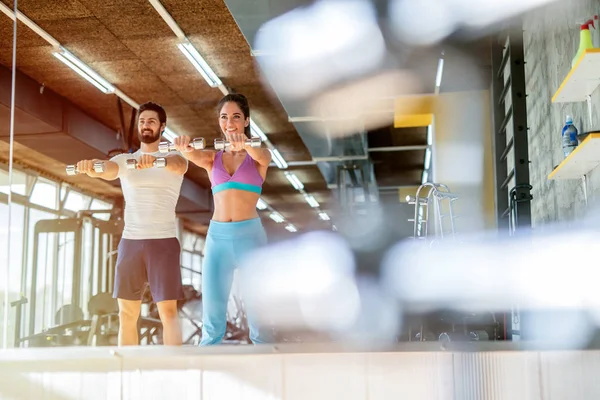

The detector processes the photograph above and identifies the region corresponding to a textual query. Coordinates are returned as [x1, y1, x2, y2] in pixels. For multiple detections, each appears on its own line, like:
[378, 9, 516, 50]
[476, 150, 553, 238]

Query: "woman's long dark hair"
[217, 93, 251, 138]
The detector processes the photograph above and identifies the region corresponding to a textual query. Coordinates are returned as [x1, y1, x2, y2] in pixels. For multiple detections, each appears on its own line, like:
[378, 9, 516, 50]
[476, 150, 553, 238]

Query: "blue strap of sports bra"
[212, 181, 262, 195]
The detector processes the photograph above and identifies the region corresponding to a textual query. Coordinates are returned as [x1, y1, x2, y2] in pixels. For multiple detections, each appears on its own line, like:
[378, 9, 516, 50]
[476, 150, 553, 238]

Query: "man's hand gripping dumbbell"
[125, 154, 167, 170]
[66, 160, 106, 176]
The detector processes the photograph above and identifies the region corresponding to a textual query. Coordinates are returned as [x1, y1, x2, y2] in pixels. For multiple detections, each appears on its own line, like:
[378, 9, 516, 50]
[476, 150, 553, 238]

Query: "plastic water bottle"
[562, 115, 578, 157]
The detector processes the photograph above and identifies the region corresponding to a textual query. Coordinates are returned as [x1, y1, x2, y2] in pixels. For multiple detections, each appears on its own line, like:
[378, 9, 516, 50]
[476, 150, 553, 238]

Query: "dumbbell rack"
[407, 182, 459, 242]
[405, 183, 500, 343]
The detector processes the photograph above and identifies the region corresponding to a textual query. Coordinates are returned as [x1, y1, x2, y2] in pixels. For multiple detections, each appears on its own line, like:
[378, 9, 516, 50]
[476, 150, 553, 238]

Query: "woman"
[174, 93, 272, 345]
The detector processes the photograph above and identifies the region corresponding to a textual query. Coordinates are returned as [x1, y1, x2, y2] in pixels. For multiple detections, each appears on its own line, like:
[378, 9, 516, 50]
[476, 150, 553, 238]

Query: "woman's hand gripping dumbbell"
[214, 136, 261, 151]
[158, 137, 205, 153]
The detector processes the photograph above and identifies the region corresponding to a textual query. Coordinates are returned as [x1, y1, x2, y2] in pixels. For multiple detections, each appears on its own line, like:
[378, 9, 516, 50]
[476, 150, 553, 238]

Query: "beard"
[138, 128, 161, 144]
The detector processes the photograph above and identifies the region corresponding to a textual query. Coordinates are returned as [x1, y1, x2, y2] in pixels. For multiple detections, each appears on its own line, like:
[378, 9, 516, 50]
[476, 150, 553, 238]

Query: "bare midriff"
[211, 190, 261, 222]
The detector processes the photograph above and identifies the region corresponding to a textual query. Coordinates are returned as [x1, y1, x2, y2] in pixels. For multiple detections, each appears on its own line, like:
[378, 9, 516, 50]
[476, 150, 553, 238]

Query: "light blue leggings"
[200, 218, 268, 346]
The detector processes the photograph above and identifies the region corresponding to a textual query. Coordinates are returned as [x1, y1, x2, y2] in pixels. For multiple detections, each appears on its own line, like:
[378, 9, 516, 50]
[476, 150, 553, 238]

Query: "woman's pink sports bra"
[211, 151, 264, 195]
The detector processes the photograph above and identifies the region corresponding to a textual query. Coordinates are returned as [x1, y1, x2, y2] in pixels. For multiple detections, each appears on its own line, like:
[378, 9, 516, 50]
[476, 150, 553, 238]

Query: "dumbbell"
[125, 157, 167, 170]
[214, 137, 261, 150]
[66, 161, 106, 176]
[158, 138, 206, 153]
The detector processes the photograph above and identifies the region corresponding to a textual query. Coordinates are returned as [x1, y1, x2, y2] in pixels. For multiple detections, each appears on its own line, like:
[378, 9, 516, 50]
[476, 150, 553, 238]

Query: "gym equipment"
[407, 182, 459, 241]
[125, 157, 167, 170]
[214, 137, 261, 150]
[65, 161, 105, 176]
[158, 138, 206, 153]
[402, 183, 500, 344]
[14, 215, 124, 348]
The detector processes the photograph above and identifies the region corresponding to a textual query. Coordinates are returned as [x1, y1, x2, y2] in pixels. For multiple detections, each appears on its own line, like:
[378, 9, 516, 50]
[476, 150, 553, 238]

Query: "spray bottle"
[572, 17, 596, 68]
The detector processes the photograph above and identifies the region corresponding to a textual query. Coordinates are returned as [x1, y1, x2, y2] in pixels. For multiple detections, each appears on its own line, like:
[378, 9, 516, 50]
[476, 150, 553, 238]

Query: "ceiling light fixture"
[269, 148, 288, 169]
[249, 120, 268, 141]
[52, 48, 115, 94]
[256, 198, 269, 210]
[285, 224, 297, 232]
[162, 127, 178, 142]
[284, 172, 304, 190]
[269, 212, 285, 223]
[177, 40, 222, 88]
[304, 194, 319, 208]
[318, 212, 331, 221]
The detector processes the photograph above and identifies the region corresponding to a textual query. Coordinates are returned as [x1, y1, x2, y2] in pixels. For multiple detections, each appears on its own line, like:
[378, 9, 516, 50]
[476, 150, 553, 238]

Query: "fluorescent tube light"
[177, 41, 222, 88]
[318, 212, 330, 221]
[427, 124, 433, 146]
[256, 198, 268, 210]
[250, 120, 269, 141]
[424, 148, 431, 170]
[269, 148, 288, 169]
[285, 224, 297, 232]
[422, 169, 429, 184]
[162, 127, 177, 142]
[284, 172, 304, 190]
[435, 57, 444, 89]
[304, 194, 319, 208]
[269, 212, 285, 223]
[53, 49, 115, 94]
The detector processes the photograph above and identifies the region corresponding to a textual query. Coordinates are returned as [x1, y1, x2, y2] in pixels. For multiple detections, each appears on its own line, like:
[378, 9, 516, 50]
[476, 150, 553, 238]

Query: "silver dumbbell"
[125, 157, 167, 170]
[214, 137, 261, 150]
[158, 138, 206, 153]
[66, 161, 105, 176]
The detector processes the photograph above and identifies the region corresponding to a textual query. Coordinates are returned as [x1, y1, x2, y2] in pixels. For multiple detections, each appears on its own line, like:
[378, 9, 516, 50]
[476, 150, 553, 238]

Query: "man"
[75, 102, 188, 346]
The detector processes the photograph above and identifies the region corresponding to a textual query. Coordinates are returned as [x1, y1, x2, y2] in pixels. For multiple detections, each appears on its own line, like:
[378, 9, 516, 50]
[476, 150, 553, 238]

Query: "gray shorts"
[113, 237, 184, 302]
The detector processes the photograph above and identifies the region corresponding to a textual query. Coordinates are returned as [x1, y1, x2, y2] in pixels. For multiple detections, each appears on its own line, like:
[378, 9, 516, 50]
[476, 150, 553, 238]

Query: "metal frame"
[27, 216, 122, 338]
[491, 25, 533, 236]
[490, 23, 533, 342]
[336, 164, 370, 214]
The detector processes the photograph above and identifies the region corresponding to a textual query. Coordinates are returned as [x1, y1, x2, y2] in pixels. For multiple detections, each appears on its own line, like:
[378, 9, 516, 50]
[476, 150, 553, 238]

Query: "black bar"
[501, 168, 515, 190]
[500, 137, 514, 162]
[491, 33, 510, 234]
[508, 28, 533, 231]
[499, 76, 512, 105]
[498, 105, 513, 136]
[496, 40, 510, 80]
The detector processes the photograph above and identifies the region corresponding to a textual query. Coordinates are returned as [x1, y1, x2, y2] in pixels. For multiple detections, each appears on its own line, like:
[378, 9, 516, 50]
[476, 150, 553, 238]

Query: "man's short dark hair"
[138, 102, 167, 125]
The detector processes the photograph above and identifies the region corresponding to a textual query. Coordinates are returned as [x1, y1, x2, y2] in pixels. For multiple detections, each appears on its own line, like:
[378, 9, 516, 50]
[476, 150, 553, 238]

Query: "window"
[0, 168, 28, 196]
[90, 199, 113, 221]
[24, 208, 58, 335]
[63, 190, 91, 213]
[0, 202, 26, 347]
[30, 178, 58, 210]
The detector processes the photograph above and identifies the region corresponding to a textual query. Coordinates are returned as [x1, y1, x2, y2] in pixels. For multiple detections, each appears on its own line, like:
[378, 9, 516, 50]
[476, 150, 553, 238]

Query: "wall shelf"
[552, 49, 600, 103]
[548, 133, 600, 179]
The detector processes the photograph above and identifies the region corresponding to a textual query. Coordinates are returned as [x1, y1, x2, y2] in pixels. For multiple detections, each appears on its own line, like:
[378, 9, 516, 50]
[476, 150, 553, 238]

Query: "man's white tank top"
[110, 150, 187, 240]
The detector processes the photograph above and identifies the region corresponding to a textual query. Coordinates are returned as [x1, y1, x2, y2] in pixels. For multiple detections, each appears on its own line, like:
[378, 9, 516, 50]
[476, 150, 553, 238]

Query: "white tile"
[283, 353, 367, 400]
[202, 354, 284, 400]
[0, 372, 44, 400]
[367, 352, 454, 400]
[539, 350, 600, 399]
[453, 351, 541, 400]
[135, 370, 202, 400]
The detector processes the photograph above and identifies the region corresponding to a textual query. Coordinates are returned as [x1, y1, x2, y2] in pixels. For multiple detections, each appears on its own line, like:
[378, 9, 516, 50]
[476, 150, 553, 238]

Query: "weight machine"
[13, 213, 124, 347]
[11, 211, 252, 347]
[402, 182, 500, 343]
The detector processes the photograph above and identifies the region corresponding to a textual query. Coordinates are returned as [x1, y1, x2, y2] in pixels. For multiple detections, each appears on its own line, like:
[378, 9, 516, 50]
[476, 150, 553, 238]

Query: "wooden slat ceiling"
[0, 0, 333, 232]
